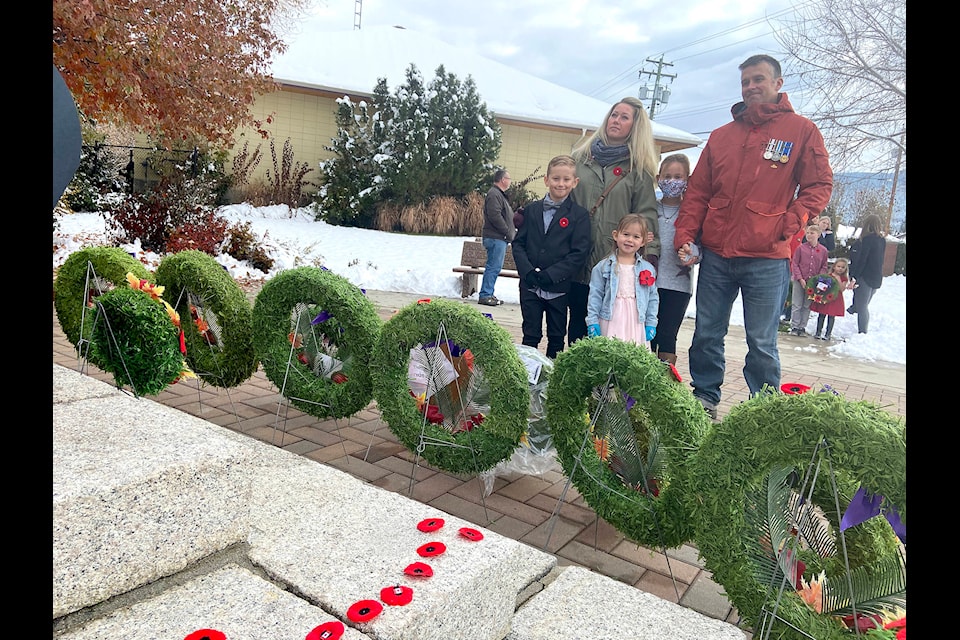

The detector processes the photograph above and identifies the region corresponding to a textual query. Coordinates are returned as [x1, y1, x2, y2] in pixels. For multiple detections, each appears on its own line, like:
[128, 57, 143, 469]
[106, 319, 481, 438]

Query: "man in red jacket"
[675, 54, 833, 420]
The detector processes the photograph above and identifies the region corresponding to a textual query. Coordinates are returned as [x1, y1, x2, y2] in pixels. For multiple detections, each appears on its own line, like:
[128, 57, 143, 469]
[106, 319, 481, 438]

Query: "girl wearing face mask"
[649, 154, 698, 365]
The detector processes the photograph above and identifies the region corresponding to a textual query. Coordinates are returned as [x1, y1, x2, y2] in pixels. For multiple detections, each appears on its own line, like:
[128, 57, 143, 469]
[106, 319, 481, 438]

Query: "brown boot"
[657, 352, 677, 365]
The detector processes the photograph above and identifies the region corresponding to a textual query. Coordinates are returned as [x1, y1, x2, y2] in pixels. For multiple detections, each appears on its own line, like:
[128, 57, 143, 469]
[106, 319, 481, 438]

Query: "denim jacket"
[586, 254, 660, 327]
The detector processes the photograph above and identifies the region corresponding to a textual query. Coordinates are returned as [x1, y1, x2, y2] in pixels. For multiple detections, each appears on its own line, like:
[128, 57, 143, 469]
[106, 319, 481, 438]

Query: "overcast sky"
[299, 0, 805, 145]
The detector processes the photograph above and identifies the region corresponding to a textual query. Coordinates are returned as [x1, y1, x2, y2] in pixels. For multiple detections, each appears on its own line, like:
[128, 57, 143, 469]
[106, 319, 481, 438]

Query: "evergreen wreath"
[371, 298, 529, 475]
[805, 273, 841, 305]
[687, 391, 906, 639]
[545, 336, 710, 548]
[88, 284, 192, 396]
[54, 246, 152, 366]
[252, 266, 382, 419]
[155, 250, 258, 389]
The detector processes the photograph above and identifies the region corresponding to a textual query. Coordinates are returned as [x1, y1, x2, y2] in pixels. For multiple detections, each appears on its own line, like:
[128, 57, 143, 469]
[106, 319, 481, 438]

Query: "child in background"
[789, 223, 829, 336]
[649, 154, 698, 365]
[810, 258, 856, 341]
[585, 214, 660, 347]
[511, 154, 592, 359]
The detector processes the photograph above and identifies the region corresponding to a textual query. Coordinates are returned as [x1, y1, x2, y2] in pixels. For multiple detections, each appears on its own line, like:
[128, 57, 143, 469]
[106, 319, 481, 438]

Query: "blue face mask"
[658, 178, 687, 198]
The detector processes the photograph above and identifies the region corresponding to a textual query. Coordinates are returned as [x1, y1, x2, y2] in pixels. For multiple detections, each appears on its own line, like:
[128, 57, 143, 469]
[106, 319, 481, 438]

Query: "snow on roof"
[270, 25, 702, 148]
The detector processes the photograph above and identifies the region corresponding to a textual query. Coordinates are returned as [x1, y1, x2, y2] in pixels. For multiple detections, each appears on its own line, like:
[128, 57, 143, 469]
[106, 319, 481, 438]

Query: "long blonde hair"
[571, 96, 659, 177]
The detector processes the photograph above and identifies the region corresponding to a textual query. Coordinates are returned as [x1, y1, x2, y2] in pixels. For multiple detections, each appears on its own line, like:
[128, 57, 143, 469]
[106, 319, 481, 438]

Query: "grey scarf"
[591, 139, 630, 167]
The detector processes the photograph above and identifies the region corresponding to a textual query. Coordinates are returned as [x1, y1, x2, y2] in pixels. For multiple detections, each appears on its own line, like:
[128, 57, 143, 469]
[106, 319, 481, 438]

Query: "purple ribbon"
[311, 310, 332, 324]
[840, 485, 905, 543]
[422, 340, 467, 357]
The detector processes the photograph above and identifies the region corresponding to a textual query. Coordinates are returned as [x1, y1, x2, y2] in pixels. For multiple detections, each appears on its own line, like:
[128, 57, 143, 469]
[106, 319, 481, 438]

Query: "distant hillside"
[832, 170, 906, 233]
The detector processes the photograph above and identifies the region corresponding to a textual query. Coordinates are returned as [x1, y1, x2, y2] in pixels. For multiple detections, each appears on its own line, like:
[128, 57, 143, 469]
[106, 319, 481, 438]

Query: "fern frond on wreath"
[821, 551, 906, 618]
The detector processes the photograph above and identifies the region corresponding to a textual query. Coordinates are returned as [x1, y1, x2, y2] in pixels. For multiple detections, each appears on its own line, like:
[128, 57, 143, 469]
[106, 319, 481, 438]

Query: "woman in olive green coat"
[568, 96, 660, 345]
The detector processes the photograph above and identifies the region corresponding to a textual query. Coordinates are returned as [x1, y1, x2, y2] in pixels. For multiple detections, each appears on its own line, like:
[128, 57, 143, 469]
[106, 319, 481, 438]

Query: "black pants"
[650, 288, 691, 355]
[815, 314, 835, 337]
[566, 281, 589, 346]
[520, 287, 568, 359]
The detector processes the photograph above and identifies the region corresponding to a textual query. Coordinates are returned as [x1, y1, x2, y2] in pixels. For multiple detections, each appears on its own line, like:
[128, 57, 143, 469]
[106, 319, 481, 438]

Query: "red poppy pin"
[458, 527, 484, 541]
[613, 166, 623, 176]
[184, 631, 226, 640]
[781, 382, 811, 395]
[403, 561, 434, 577]
[380, 584, 414, 606]
[558, 217, 569, 228]
[638, 270, 655, 286]
[346, 599, 383, 623]
[305, 620, 345, 640]
[416, 541, 446, 557]
[416, 517, 445, 533]
[667, 363, 682, 382]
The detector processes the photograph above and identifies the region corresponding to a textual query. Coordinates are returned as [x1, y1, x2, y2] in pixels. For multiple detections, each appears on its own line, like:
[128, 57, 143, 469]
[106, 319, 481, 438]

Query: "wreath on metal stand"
[687, 391, 906, 639]
[252, 266, 382, 420]
[371, 298, 529, 475]
[155, 250, 258, 389]
[545, 336, 710, 550]
[54, 246, 152, 368]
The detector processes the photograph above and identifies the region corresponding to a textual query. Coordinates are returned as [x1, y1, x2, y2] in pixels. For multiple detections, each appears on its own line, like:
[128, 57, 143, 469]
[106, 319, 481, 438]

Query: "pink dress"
[599, 263, 648, 348]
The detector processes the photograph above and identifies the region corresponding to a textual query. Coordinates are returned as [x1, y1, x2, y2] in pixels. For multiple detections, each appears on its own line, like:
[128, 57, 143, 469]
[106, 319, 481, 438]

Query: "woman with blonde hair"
[567, 96, 660, 345]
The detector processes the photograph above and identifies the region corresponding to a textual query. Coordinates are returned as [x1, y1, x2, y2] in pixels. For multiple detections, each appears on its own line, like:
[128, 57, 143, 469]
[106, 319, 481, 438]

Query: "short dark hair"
[493, 169, 509, 183]
[739, 54, 781, 79]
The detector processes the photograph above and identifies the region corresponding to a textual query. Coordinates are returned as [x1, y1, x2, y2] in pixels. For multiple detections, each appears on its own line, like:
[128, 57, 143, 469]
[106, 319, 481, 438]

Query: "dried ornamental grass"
[458, 191, 484, 236]
[399, 201, 429, 234]
[426, 195, 458, 235]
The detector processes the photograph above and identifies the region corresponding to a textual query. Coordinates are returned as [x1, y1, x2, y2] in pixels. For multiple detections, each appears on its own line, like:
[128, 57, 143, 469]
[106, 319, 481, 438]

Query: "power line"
[587, 2, 812, 107]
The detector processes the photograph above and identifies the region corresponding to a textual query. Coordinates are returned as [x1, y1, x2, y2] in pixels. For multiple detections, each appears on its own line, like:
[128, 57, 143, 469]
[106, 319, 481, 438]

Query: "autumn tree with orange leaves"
[53, 0, 304, 147]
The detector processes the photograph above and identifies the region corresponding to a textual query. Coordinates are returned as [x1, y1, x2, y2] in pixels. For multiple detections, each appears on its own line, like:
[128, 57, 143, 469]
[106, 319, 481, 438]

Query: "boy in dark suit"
[511, 155, 591, 358]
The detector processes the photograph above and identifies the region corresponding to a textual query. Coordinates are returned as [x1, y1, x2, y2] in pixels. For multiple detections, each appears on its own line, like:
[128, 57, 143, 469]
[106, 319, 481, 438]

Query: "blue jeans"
[689, 249, 790, 405]
[480, 237, 508, 299]
[852, 284, 876, 333]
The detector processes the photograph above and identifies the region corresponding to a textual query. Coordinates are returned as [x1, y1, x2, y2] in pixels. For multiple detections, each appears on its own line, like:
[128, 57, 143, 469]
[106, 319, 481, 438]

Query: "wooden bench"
[452, 240, 520, 298]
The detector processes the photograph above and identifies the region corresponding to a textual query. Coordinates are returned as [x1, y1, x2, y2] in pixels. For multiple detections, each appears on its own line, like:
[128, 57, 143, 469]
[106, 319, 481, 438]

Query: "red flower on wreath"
[346, 599, 383, 623]
[638, 270, 655, 286]
[558, 217, 569, 228]
[305, 620, 345, 640]
[613, 166, 623, 176]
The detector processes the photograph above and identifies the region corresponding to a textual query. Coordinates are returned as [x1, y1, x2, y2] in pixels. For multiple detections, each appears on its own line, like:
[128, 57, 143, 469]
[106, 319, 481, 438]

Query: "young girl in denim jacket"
[586, 214, 660, 348]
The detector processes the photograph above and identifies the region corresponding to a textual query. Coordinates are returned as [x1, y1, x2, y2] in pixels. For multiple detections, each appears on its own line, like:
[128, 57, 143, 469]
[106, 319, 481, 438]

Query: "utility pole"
[637, 56, 676, 119]
[354, 0, 362, 30]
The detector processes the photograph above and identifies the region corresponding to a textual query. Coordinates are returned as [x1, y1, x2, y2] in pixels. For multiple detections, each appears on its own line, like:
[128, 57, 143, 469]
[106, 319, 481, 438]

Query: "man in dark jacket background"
[478, 169, 515, 306]
[675, 54, 834, 420]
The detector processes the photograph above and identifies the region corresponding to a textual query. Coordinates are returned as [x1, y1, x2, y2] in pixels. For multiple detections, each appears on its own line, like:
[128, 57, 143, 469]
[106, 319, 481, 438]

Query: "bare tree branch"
[772, 0, 905, 174]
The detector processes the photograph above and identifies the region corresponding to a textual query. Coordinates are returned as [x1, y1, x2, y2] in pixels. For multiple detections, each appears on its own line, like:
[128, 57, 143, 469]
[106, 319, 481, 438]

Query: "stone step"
[53, 364, 747, 639]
